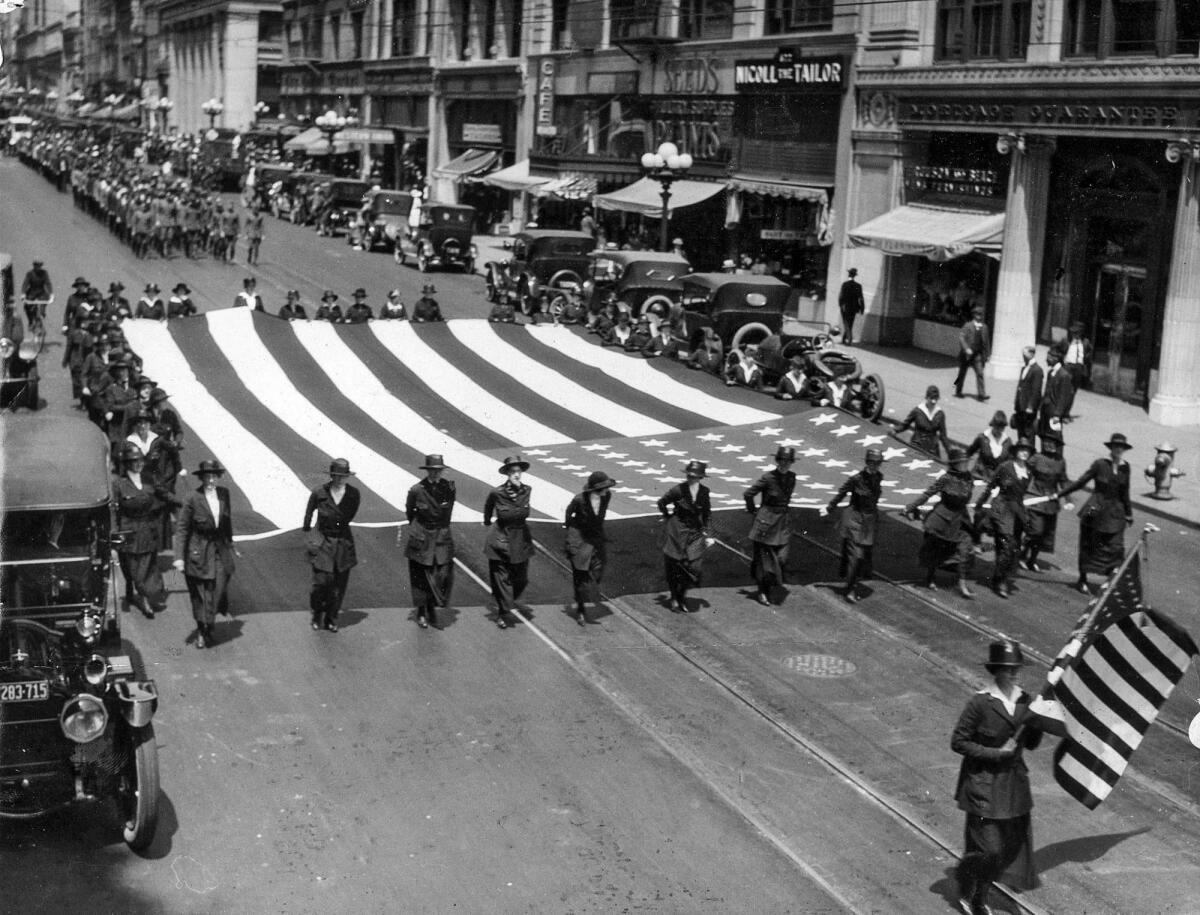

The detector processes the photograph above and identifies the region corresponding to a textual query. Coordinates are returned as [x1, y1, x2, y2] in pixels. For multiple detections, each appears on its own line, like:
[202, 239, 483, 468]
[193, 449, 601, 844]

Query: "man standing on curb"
[838, 268, 864, 345]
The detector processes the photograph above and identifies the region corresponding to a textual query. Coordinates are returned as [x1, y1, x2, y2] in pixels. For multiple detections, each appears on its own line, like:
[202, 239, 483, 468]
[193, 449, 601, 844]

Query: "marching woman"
[1021, 436, 1071, 573]
[743, 447, 796, 606]
[172, 460, 236, 649]
[114, 443, 169, 618]
[966, 411, 1013, 481]
[657, 461, 712, 613]
[564, 471, 616, 625]
[974, 438, 1034, 599]
[906, 446, 978, 599]
[302, 458, 361, 632]
[483, 456, 535, 629]
[895, 385, 951, 458]
[402, 454, 456, 630]
[823, 447, 886, 603]
[1057, 432, 1133, 595]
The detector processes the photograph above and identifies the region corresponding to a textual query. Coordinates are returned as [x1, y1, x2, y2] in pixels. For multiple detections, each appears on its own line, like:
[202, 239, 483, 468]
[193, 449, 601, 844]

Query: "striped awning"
[727, 174, 828, 206]
[532, 175, 598, 200]
[848, 203, 1005, 262]
[483, 159, 551, 192]
[433, 148, 499, 181]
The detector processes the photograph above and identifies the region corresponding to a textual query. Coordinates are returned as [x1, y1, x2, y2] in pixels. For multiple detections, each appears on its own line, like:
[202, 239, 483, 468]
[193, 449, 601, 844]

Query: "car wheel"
[859, 372, 886, 423]
[547, 292, 569, 320]
[120, 723, 160, 852]
[485, 269, 499, 302]
[730, 321, 772, 351]
[640, 295, 674, 322]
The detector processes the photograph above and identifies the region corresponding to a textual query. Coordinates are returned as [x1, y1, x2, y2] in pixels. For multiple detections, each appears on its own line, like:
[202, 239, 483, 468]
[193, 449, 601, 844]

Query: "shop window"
[611, 0, 664, 41]
[914, 254, 994, 327]
[1177, 0, 1200, 54]
[1066, 0, 1198, 56]
[680, 0, 733, 40]
[391, 0, 417, 57]
[765, 0, 834, 34]
[935, 0, 1031, 60]
[551, 0, 571, 49]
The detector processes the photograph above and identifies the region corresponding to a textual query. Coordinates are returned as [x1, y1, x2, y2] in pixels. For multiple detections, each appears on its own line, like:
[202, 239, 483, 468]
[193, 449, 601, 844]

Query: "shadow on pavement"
[1035, 827, 1152, 873]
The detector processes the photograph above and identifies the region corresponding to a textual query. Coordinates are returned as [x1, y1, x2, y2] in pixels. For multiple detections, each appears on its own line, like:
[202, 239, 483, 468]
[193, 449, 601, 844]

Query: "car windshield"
[0, 619, 64, 671]
[1, 508, 104, 563]
[538, 239, 592, 257]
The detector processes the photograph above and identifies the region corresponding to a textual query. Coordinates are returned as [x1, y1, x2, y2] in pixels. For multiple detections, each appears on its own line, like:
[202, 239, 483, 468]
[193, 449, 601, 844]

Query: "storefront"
[364, 62, 433, 191]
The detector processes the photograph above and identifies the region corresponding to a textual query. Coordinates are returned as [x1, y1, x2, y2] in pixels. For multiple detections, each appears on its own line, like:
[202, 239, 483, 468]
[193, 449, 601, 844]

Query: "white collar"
[918, 402, 941, 420]
[983, 682, 1021, 716]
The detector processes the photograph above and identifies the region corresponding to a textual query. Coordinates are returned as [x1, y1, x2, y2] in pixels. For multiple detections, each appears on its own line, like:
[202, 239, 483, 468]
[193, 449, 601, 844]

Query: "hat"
[136, 376, 156, 389]
[149, 388, 170, 405]
[422, 284, 437, 295]
[1013, 437, 1034, 454]
[106, 359, 131, 374]
[684, 460, 707, 478]
[32, 260, 44, 267]
[143, 282, 159, 294]
[1104, 432, 1132, 451]
[419, 454, 446, 470]
[989, 410, 1008, 427]
[119, 443, 145, 463]
[498, 455, 530, 474]
[1040, 435, 1060, 452]
[986, 638, 1025, 669]
[73, 276, 89, 287]
[774, 446, 796, 463]
[585, 471, 616, 492]
[925, 385, 941, 399]
[321, 290, 339, 302]
[173, 282, 190, 295]
[108, 281, 124, 292]
[286, 289, 300, 300]
[847, 268, 858, 277]
[865, 448, 886, 463]
[195, 459, 226, 477]
[947, 446, 969, 469]
[243, 277, 256, 287]
[721, 258, 735, 269]
[132, 408, 153, 425]
[352, 287, 367, 298]
[328, 458, 354, 476]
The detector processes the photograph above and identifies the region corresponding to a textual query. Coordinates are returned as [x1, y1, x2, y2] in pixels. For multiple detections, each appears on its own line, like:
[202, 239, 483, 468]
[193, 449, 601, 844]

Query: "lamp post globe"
[640, 141, 693, 252]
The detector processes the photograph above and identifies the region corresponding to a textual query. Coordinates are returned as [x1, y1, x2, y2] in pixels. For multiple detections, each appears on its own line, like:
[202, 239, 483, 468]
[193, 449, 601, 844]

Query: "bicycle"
[22, 295, 52, 336]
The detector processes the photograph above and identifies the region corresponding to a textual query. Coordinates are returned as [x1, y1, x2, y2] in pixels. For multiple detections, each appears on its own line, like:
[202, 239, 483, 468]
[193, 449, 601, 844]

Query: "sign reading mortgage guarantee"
[734, 50, 848, 94]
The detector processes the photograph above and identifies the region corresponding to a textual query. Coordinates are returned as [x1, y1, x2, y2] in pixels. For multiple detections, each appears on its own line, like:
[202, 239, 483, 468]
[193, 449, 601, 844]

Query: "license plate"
[0, 681, 49, 702]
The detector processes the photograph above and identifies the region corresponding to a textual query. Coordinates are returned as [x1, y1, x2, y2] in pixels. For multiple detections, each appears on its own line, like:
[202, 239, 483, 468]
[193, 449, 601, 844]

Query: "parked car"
[485, 230, 596, 316]
[676, 273, 795, 349]
[319, 178, 373, 237]
[361, 188, 416, 252]
[0, 414, 160, 850]
[285, 170, 336, 224]
[253, 163, 295, 213]
[395, 203, 478, 272]
[580, 251, 691, 320]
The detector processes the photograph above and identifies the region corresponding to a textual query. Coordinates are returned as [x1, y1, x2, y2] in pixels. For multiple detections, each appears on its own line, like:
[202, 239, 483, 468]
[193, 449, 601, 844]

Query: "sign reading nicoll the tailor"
[734, 50, 847, 93]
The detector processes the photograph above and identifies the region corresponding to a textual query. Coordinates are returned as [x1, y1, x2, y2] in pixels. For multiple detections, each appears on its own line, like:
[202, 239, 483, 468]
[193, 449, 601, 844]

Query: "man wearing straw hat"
[657, 460, 712, 613]
[483, 456, 535, 628]
[402, 454, 457, 630]
[564, 470, 616, 625]
[302, 458, 361, 633]
[823, 447, 885, 603]
[173, 459, 236, 649]
[744, 446, 797, 606]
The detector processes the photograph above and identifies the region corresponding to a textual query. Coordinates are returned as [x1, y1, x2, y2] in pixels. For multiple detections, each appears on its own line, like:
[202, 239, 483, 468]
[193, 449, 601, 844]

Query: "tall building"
[4, 0, 82, 107]
[79, 0, 145, 99]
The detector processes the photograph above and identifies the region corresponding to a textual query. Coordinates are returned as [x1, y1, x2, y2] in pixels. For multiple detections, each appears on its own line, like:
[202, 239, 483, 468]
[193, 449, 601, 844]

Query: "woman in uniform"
[895, 385, 950, 458]
[113, 442, 168, 618]
[823, 447, 885, 603]
[974, 437, 1033, 599]
[1022, 436, 1070, 573]
[402, 454, 456, 630]
[966, 410, 1013, 481]
[743, 446, 796, 606]
[906, 446, 978, 598]
[564, 471, 615, 625]
[173, 459, 236, 649]
[302, 458, 361, 632]
[483, 456, 535, 629]
[657, 461, 712, 614]
[1058, 432, 1133, 595]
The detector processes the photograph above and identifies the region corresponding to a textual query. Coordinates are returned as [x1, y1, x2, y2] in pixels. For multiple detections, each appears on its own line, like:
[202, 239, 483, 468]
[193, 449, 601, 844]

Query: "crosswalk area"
[123, 311, 940, 539]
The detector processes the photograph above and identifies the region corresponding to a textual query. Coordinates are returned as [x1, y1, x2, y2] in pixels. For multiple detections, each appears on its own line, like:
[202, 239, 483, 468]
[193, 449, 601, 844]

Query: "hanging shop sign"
[761, 229, 809, 241]
[463, 123, 503, 144]
[536, 59, 557, 137]
[734, 50, 847, 93]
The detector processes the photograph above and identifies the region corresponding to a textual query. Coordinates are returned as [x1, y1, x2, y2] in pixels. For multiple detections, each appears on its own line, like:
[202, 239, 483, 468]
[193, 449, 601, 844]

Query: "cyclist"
[20, 259, 53, 331]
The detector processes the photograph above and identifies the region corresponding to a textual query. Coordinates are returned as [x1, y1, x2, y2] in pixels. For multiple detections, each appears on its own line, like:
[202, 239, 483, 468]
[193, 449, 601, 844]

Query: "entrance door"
[1088, 262, 1146, 398]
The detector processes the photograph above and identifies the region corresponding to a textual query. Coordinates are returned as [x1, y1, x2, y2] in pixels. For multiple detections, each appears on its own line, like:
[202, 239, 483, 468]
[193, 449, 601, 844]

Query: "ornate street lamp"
[202, 97, 224, 130]
[44, 89, 58, 110]
[640, 141, 693, 253]
[314, 108, 357, 162]
[253, 100, 270, 123]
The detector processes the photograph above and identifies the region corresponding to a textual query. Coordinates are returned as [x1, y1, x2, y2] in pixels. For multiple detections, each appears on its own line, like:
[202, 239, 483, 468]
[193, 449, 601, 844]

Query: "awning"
[727, 174, 828, 206]
[533, 174, 599, 201]
[433, 147, 499, 181]
[337, 126, 395, 144]
[592, 177, 724, 218]
[483, 159, 551, 192]
[848, 203, 1006, 262]
[111, 102, 141, 121]
[90, 105, 113, 120]
[283, 126, 322, 151]
[76, 102, 96, 116]
[283, 125, 350, 155]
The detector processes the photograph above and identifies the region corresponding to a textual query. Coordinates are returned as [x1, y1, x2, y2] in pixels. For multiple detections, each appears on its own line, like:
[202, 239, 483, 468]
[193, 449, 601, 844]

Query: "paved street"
[4, 157, 1200, 915]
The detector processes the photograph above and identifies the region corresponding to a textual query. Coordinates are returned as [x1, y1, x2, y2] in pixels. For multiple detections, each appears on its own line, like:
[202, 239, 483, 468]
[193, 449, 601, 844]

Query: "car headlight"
[60, 693, 108, 743]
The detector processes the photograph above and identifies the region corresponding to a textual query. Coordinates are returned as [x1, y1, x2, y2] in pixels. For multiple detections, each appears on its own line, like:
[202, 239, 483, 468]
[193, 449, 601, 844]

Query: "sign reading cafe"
[734, 50, 847, 93]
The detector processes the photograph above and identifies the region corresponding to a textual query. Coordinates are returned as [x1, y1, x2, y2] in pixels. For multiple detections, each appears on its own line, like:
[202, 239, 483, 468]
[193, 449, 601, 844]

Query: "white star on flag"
[656, 477, 675, 483]
[895, 487, 926, 495]
[697, 432, 724, 442]
[542, 457, 566, 464]
[640, 439, 667, 447]
[810, 413, 838, 425]
[580, 443, 608, 451]
[830, 424, 860, 437]
[856, 435, 886, 446]
[630, 494, 659, 502]
[778, 438, 805, 447]
[661, 449, 686, 457]
[726, 476, 751, 483]
[601, 452, 628, 459]
[618, 460, 646, 467]
[525, 449, 551, 456]
[637, 468, 663, 475]
[904, 459, 934, 470]
[795, 475, 811, 481]
[801, 447, 827, 457]
[572, 471, 589, 476]
[561, 464, 585, 471]
[739, 455, 765, 463]
[820, 459, 849, 468]
[880, 480, 897, 487]
[805, 482, 835, 490]
[754, 426, 783, 436]
[717, 444, 745, 453]
[613, 487, 641, 494]
[882, 447, 907, 461]
[706, 467, 728, 475]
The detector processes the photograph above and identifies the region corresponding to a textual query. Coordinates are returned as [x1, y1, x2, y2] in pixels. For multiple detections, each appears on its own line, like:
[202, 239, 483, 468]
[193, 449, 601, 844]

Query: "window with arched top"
[935, 0, 1031, 61]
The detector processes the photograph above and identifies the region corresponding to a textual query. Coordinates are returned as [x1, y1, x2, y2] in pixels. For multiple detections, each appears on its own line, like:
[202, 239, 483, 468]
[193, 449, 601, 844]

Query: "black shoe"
[417, 613, 428, 629]
[954, 391, 965, 398]
[496, 615, 509, 629]
[755, 591, 772, 607]
[311, 618, 322, 631]
[325, 620, 338, 633]
[978, 395, 990, 402]
[429, 608, 440, 630]
[195, 628, 207, 649]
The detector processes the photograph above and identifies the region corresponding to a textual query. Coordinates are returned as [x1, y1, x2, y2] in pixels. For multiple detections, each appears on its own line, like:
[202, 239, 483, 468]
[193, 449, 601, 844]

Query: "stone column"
[223, 11, 261, 131]
[1149, 151, 1200, 426]
[990, 134, 1054, 380]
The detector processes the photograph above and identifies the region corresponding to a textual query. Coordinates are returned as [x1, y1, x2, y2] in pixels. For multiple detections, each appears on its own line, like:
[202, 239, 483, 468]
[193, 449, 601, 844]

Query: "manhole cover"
[783, 654, 857, 678]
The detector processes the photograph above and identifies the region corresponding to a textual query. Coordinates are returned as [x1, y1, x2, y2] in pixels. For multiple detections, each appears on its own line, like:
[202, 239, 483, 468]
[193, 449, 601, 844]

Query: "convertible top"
[1, 414, 112, 511]
[682, 273, 792, 292]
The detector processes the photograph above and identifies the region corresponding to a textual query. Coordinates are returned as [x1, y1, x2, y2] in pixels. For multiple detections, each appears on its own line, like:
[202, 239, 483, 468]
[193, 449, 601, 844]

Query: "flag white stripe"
[370, 322, 571, 446]
[291, 321, 588, 519]
[1060, 668, 1145, 754]
[1074, 650, 1162, 724]
[525, 324, 780, 426]
[121, 319, 308, 528]
[1060, 707, 1137, 773]
[1105, 622, 1186, 698]
[449, 321, 675, 437]
[206, 310, 454, 518]
[1057, 750, 1116, 797]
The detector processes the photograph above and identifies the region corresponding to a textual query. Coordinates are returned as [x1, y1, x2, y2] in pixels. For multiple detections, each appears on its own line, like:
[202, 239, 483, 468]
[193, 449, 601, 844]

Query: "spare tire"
[730, 321, 772, 351]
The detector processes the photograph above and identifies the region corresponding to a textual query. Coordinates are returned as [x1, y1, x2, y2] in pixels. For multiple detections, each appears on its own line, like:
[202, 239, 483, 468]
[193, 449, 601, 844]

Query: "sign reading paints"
[734, 50, 847, 93]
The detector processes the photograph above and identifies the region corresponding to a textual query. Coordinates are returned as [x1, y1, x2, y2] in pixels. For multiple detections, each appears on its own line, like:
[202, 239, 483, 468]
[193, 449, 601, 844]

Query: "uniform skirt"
[1079, 520, 1124, 575]
[1024, 511, 1058, 553]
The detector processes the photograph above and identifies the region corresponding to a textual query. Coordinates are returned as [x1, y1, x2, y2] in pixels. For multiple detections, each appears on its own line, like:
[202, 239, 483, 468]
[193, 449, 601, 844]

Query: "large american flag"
[1032, 538, 1198, 809]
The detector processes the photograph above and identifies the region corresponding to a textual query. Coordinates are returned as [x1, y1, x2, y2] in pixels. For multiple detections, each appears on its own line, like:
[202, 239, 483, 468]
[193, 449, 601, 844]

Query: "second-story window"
[551, 0, 570, 50]
[611, 0, 663, 41]
[351, 11, 364, 59]
[1066, 0, 1200, 56]
[329, 14, 341, 59]
[391, 0, 416, 57]
[679, 0, 733, 40]
[765, 0, 834, 34]
[935, 0, 1030, 60]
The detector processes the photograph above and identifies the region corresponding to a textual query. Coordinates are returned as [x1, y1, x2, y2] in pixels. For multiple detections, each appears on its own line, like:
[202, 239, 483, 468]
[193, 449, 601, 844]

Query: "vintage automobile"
[394, 203, 478, 271]
[253, 162, 295, 213]
[319, 178, 373, 237]
[283, 170, 336, 224]
[0, 414, 160, 850]
[675, 273, 795, 349]
[361, 188, 416, 252]
[1, 252, 40, 411]
[571, 251, 691, 321]
[485, 230, 596, 315]
[754, 331, 886, 422]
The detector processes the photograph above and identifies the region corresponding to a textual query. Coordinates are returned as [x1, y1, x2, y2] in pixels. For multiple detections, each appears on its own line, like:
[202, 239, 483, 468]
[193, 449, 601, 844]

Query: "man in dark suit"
[838, 268, 865, 345]
[953, 306, 991, 401]
[173, 459, 236, 649]
[303, 458, 361, 632]
[1038, 346, 1073, 447]
[1011, 345, 1043, 441]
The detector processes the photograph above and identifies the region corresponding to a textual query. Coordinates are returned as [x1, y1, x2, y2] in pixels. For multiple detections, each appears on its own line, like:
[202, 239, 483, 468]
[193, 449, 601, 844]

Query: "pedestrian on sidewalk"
[744, 446, 797, 606]
[966, 411, 1013, 482]
[1061, 321, 1092, 409]
[837, 268, 864, 345]
[953, 307, 990, 401]
[402, 454, 457, 630]
[564, 471, 615, 625]
[483, 456, 535, 629]
[302, 459, 361, 633]
[974, 437, 1033, 599]
[1057, 432, 1133, 595]
[1037, 346, 1072, 447]
[1011, 345, 1043, 442]
[173, 459, 237, 649]
[951, 639, 1046, 915]
[657, 461, 712, 614]
[895, 385, 950, 458]
[245, 206, 264, 266]
[905, 446, 978, 599]
[114, 443, 169, 619]
[1022, 436, 1071, 573]
[823, 447, 885, 603]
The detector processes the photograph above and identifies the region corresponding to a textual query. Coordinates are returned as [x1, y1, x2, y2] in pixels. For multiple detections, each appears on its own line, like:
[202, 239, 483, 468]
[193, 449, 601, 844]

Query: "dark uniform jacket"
[564, 491, 610, 571]
[483, 482, 534, 563]
[896, 404, 948, 456]
[908, 471, 976, 542]
[404, 477, 456, 565]
[1040, 365, 1073, 422]
[1026, 453, 1069, 516]
[173, 485, 236, 579]
[952, 688, 1042, 819]
[314, 303, 343, 322]
[657, 482, 711, 561]
[959, 319, 991, 360]
[966, 432, 1012, 481]
[412, 297, 443, 322]
[279, 303, 308, 321]
[838, 278, 864, 315]
[303, 483, 361, 572]
[344, 303, 373, 324]
[776, 371, 807, 400]
[828, 467, 883, 545]
[1013, 361, 1044, 415]
[136, 297, 165, 320]
[113, 475, 167, 554]
[744, 470, 795, 546]
[977, 460, 1030, 537]
[1061, 458, 1132, 534]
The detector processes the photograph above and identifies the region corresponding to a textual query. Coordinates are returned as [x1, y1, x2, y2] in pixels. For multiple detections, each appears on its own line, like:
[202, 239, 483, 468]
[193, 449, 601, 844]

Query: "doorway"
[1087, 262, 1145, 398]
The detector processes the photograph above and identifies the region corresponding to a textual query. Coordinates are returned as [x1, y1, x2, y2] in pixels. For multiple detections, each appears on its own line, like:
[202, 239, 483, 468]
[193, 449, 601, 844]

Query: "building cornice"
[857, 60, 1200, 90]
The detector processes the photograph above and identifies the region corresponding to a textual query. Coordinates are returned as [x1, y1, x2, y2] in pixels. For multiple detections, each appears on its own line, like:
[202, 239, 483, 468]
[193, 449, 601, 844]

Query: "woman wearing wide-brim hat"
[402, 454, 457, 629]
[743, 446, 797, 606]
[974, 437, 1035, 599]
[823, 447, 886, 603]
[172, 460, 236, 648]
[905, 446, 979, 599]
[1022, 435, 1071, 574]
[302, 459, 361, 632]
[656, 460, 712, 613]
[951, 639, 1048, 915]
[113, 443, 169, 619]
[564, 470, 616, 625]
[483, 456, 533, 628]
[1057, 432, 1133, 594]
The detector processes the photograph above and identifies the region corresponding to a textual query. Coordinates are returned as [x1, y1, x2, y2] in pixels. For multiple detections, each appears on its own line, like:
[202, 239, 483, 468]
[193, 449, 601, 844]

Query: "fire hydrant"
[1145, 442, 1185, 500]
